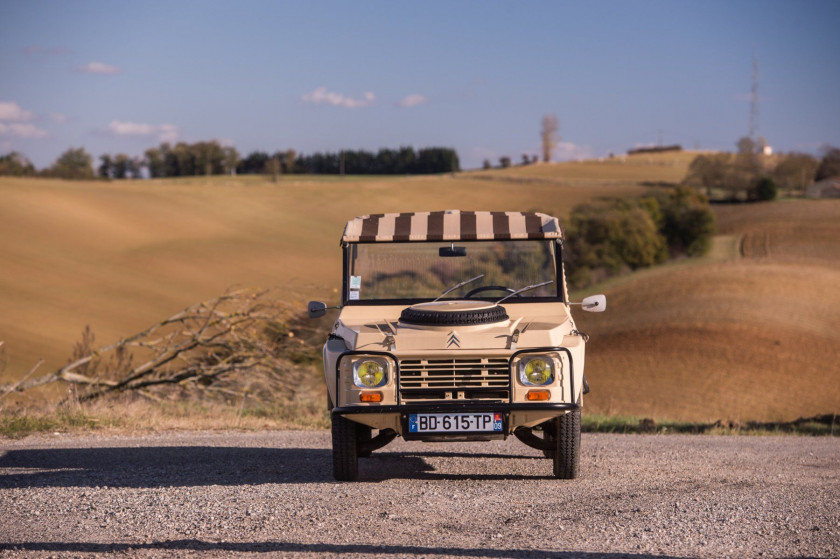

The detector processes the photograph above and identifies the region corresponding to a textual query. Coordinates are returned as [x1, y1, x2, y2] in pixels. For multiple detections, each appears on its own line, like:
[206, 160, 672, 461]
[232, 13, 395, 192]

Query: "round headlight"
[520, 357, 554, 386]
[353, 359, 387, 388]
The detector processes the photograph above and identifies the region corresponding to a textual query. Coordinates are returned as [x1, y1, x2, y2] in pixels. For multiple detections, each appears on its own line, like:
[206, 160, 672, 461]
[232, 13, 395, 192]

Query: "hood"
[334, 303, 573, 352]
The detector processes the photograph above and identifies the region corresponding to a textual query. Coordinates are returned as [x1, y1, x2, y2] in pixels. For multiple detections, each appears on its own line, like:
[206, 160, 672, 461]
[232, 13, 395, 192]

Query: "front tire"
[553, 409, 580, 479]
[332, 414, 359, 481]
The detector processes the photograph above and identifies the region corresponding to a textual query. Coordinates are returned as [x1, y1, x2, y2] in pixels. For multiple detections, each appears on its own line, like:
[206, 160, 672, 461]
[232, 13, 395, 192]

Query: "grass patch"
[0, 410, 120, 439]
[582, 413, 840, 436]
[3, 404, 836, 439]
[0, 394, 330, 439]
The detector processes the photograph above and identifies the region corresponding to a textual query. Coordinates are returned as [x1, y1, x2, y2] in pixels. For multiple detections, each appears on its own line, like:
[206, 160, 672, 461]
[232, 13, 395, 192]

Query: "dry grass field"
[575, 200, 840, 422]
[2, 152, 838, 425]
[0, 160, 664, 380]
[463, 150, 699, 185]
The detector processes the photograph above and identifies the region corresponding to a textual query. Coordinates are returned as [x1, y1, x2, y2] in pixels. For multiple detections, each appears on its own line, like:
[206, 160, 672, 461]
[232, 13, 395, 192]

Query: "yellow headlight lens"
[521, 357, 554, 386]
[354, 359, 386, 388]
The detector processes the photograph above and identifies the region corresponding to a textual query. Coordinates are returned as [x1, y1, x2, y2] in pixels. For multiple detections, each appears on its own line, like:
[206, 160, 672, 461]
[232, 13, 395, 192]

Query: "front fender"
[323, 336, 348, 406]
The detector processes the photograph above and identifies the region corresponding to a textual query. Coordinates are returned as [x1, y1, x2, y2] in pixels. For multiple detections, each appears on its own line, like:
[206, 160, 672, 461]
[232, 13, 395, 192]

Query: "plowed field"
[575, 200, 840, 421]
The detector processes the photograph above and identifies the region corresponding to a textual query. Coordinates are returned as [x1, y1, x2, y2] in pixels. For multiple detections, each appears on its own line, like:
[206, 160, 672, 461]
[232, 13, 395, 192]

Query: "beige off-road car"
[308, 210, 605, 481]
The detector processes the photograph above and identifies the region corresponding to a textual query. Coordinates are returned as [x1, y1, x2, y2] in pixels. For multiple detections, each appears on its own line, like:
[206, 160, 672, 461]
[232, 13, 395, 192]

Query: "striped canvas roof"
[341, 210, 564, 243]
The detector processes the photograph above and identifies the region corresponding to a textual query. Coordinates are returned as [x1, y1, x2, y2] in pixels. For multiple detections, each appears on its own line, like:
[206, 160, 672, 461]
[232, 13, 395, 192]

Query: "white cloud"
[301, 87, 375, 108]
[398, 94, 429, 108]
[553, 142, 594, 161]
[0, 122, 48, 139]
[50, 113, 68, 124]
[0, 101, 35, 122]
[106, 120, 179, 142]
[77, 61, 122, 75]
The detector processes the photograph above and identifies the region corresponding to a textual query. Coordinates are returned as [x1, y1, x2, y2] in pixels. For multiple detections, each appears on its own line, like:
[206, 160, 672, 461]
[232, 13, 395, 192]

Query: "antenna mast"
[749, 52, 759, 141]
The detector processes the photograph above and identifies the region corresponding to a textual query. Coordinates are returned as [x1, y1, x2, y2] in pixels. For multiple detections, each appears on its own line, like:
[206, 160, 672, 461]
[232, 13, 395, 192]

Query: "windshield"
[346, 240, 558, 302]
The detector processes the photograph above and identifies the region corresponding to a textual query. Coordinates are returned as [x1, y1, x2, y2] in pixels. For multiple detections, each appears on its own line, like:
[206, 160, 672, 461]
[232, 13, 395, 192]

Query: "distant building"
[627, 144, 682, 156]
[805, 177, 840, 199]
[762, 145, 773, 156]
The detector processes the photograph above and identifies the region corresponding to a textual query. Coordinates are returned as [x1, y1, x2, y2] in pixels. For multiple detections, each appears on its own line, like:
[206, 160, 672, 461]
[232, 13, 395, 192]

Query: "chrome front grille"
[399, 357, 510, 403]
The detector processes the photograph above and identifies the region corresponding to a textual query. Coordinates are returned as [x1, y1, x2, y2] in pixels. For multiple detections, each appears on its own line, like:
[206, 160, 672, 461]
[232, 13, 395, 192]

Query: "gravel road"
[1, 431, 837, 558]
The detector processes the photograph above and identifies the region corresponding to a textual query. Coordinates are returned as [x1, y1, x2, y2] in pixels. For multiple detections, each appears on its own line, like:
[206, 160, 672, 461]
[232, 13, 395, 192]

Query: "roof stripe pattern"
[342, 210, 563, 243]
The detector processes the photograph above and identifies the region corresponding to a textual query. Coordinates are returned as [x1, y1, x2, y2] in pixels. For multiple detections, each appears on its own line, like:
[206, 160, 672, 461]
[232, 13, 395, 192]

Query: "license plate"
[408, 412, 503, 433]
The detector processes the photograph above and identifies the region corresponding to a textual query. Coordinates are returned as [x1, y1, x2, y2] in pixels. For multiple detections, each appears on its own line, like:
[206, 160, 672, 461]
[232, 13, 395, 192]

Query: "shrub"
[752, 177, 778, 202]
[565, 200, 668, 289]
[815, 146, 840, 181]
[564, 187, 716, 289]
[654, 186, 716, 257]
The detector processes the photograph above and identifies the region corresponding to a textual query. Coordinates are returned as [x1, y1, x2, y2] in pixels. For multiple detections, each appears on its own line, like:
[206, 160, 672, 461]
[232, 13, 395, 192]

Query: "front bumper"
[332, 402, 579, 439]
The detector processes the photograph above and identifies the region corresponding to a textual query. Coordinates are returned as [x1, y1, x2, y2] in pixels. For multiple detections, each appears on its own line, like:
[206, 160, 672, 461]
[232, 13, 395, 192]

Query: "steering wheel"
[464, 285, 518, 298]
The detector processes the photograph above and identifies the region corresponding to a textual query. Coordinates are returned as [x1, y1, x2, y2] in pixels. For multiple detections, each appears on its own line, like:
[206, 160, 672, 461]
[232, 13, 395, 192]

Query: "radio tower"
[749, 53, 759, 141]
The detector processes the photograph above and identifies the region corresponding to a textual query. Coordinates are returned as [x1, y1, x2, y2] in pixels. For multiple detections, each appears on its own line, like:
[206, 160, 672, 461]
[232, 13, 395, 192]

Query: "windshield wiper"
[432, 274, 486, 303]
[493, 280, 554, 306]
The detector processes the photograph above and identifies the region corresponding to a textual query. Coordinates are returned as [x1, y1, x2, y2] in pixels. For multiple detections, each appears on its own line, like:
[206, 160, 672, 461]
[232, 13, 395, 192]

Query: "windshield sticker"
[349, 291, 360, 300]
[350, 275, 362, 290]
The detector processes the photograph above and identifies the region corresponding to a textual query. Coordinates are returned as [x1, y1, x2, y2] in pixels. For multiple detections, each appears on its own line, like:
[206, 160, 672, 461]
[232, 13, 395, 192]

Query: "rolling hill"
[2, 153, 837, 422]
[0, 157, 679, 379]
[574, 200, 840, 422]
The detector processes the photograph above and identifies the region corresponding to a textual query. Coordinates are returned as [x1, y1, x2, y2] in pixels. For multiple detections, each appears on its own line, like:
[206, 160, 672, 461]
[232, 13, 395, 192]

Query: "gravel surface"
[0, 431, 838, 558]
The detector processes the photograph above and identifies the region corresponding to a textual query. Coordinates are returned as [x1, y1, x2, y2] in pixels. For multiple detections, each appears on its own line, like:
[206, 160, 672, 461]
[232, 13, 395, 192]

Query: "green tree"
[113, 153, 131, 179]
[730, 137, 763, 199]
[815, 146, 840, 181]
[772, 152, 818, 193]
[0, 151, 36, 176]
[47, 147, 94, 179]
[222, 146, 240, 175]
[98, 154, 113, 178]
[284, 149, 297, 174]
[396, 146, 416, 174]
[685, 153, 731, 198]
[265, 155, 281, 183]
[565, 201, 667, 288]
[751, 177, 777, 201]
[238, 151, 268, 174]
[654, 186, 716, 256]
[144, 147, 165, 178]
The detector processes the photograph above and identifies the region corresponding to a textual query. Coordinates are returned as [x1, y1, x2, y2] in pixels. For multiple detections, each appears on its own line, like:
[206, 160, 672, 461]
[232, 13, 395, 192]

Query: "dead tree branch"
[0, 288, 310, 405]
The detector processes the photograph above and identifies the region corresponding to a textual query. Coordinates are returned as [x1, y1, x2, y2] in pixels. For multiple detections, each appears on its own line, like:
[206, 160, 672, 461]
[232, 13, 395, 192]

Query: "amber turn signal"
[525, 389, 550, 401]
[359, 391, 383, 403]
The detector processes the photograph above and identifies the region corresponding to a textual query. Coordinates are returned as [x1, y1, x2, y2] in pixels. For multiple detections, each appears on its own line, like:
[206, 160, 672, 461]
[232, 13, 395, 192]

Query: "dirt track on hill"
[1, 431, 838, 558]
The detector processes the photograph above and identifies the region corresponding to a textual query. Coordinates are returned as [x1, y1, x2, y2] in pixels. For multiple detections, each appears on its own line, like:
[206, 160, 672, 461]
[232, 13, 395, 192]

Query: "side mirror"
[307, 301, 327, 318]
[581, 294, 606, 312]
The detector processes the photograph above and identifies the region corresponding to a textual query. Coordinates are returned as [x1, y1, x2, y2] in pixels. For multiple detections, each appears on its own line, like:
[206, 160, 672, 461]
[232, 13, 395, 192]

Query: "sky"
[1, 0, 839, 170]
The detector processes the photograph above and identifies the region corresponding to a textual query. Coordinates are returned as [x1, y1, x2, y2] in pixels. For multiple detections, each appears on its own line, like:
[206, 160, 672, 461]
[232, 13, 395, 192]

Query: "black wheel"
[332, 414, 359, 481]
[399, 304, 508, 326]
[464, 285, 516, 298]
[357, 424, 373, 458]
[553, 409, 580, 479]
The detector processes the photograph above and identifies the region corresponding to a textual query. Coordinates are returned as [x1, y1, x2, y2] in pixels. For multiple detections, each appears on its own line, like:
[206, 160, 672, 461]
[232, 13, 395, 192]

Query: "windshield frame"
[341, 239, 566, 306]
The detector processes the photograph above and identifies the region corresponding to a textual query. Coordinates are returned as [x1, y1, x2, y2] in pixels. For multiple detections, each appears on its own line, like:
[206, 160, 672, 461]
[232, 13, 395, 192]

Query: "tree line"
[685, 139, 840, 201]
[564, 186, 716, 289]
[0, 142, 460, 180]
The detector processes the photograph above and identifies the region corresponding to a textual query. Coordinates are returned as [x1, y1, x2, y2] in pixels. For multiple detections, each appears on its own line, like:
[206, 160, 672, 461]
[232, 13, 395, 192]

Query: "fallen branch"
[0, 288, 309, 406]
